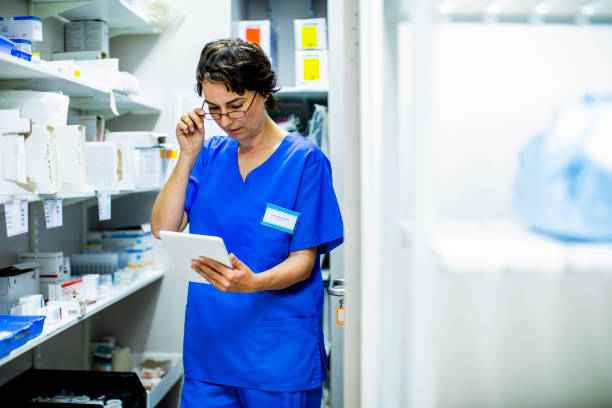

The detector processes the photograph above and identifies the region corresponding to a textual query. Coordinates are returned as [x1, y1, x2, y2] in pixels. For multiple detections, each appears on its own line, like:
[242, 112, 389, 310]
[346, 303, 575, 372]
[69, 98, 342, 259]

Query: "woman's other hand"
[176, 108, 205, 159]
[191, 254, 262, 293]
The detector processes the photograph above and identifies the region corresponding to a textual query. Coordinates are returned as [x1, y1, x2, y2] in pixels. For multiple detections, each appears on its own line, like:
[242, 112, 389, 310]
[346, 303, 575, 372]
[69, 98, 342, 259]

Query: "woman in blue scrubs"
[151, 38, 344, 408]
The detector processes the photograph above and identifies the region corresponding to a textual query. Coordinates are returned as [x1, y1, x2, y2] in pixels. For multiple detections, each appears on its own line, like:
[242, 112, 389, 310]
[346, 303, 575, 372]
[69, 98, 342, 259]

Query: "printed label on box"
[304, 58, 320, 81]
[301, 26, 318, 48]
[246, 28, 261, 46]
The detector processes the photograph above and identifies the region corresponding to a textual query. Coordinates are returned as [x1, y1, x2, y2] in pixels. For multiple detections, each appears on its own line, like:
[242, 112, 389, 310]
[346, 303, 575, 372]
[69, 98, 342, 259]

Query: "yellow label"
[301, 26, 318, 48]
[74, 70, 80, 77]
[166, 150, 178, 159]
[303, 58, 320, 81]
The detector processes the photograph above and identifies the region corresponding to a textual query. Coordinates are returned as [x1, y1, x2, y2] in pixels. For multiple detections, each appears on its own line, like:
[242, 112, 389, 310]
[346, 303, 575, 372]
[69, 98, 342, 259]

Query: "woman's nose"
[219, 114, 233, 128]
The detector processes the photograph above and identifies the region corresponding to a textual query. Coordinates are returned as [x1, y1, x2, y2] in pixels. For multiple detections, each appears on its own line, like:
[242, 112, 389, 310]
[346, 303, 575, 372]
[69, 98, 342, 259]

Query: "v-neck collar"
[230, 133, 292, 184]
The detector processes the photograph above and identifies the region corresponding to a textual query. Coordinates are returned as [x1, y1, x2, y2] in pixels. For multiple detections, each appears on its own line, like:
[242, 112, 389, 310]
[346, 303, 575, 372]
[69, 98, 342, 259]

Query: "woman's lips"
[227, 127, 241, 134]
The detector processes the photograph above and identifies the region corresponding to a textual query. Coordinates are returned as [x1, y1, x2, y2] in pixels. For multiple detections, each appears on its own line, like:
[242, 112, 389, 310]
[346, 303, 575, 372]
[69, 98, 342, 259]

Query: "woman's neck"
[239, 117, 286, 153]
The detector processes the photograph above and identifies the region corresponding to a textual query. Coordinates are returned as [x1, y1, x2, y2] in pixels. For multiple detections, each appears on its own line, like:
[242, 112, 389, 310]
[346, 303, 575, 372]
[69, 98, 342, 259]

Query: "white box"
[12, 39, 31, 53]
[0, 16, 43, 42]
[65, 20, 109, 56]
[51, 50, 102, 61]
[295, 50, 328, 90]
[0, 109, 30, 134]
[105, 131, 160, 147]
[86, 141, 119, 191]
[68, 115, 105, 142]
[18, 252, 64, 282]
[0, 262, 41, 315]
[54, 125, 87, 193]
[236, 20, 272, 60]
[1, 134, 27, 184]
[25, 124, 58, 194]
[117, 141, 136, 190]
[0, 91, 69, 127]
[294, 18, 327, 50]
[135, 147, 162, 189]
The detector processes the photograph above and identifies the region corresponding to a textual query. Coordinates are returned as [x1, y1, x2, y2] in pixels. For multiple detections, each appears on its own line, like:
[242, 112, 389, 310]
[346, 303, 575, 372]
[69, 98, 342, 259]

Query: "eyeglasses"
[201, 93, 257, 120]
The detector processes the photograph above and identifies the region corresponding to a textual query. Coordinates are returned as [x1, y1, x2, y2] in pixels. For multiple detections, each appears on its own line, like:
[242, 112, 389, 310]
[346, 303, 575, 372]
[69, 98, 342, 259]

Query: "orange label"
[166, 150, 178, 159]
[336, 307, 345, 326]
[246, 28, 261, 46]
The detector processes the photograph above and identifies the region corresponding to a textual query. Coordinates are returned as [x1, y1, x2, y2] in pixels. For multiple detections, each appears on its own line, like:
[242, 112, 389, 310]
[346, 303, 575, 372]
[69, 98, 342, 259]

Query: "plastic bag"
[514, 94, 612, 241]
[306, 104, 328, 155]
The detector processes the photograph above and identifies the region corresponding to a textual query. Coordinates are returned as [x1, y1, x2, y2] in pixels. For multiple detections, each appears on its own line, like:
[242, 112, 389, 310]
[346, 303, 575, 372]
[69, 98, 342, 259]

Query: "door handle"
[327, 278, 345, 296]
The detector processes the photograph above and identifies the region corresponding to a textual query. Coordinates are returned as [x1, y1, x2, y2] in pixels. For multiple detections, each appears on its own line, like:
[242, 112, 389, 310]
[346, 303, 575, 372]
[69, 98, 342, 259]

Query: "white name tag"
[261, 203, 300, 234]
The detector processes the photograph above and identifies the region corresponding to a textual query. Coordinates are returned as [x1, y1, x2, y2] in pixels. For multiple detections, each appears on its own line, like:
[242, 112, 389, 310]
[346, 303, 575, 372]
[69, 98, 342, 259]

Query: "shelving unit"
[0, 0, 185, 405]
[31, 0, 161, 37]
[0, 269, 164, 367]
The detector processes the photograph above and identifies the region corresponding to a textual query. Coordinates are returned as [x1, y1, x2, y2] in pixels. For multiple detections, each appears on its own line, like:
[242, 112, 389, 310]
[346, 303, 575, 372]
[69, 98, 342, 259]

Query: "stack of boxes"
[294, 18, 328, 90]
[64, 20, 109, 58]
[0, 16, 43, 62]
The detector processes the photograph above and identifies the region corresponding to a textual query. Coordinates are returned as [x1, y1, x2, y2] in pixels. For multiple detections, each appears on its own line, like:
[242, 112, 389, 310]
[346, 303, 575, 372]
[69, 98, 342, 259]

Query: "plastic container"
[10, 48, 32, 61]
[0, 35, 15, 54]
[0, 315, 46, 350]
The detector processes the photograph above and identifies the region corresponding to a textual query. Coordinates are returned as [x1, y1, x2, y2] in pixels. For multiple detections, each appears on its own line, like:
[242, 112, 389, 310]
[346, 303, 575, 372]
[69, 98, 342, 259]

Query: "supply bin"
[0, 369, 146, 407]
[0, 315, 46, 356]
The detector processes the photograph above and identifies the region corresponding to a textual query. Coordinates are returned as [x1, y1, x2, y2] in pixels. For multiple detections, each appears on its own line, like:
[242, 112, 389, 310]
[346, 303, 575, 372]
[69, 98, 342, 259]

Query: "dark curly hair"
[195, 38, 279, 111]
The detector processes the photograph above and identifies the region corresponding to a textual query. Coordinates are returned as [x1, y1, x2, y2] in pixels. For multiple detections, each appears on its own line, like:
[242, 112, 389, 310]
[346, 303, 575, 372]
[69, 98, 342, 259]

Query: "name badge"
[261, 203, 300, 234]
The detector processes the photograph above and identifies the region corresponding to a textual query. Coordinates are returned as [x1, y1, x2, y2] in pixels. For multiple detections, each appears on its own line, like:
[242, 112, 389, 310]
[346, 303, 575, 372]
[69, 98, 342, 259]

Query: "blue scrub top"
[183, 132, 344, 392]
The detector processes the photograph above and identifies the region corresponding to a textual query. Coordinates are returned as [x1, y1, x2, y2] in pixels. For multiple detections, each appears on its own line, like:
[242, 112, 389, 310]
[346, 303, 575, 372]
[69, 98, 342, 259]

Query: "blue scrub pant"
[181, 377, 322, 408]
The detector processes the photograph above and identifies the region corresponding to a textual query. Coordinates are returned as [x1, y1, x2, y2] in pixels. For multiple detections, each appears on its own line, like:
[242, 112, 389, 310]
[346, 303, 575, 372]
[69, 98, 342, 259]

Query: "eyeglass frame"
[201, 92, 257, 120]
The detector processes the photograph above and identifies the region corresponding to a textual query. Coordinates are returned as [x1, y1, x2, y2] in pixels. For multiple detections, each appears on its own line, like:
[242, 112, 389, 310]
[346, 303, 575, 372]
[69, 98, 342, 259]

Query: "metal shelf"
[0, 268, 164, 368]
[0, 188, 160, 214]
[0, 53, 161, 117]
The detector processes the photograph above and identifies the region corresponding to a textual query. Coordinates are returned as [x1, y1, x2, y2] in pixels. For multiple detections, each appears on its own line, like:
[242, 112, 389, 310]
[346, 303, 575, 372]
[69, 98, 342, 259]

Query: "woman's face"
[202, 80, 267, 141]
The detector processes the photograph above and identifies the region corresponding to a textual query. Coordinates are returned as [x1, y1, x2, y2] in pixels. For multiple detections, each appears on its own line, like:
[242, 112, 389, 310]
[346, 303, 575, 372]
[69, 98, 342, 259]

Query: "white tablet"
[159, 230, 232, 284]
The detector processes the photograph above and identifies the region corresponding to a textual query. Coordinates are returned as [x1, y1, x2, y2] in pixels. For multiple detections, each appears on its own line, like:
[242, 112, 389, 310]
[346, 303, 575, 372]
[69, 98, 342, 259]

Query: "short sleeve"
[289, 155, 344, 254]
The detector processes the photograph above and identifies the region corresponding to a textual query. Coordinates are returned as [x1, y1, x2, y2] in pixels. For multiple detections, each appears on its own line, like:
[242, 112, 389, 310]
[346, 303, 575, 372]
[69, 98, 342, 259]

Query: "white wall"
[431, 23, 612, 220]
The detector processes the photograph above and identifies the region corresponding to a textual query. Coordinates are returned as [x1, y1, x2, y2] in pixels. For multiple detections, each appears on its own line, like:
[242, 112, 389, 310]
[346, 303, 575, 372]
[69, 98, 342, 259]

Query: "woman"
[151, 38, 344, 408]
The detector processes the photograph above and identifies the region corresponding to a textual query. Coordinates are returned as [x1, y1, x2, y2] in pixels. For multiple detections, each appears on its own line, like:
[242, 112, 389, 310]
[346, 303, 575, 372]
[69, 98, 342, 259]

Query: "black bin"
[0, 369, 146, 407]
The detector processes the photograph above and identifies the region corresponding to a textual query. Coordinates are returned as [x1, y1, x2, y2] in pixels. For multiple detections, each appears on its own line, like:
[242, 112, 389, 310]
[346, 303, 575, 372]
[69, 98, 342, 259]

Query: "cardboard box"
[295, 50, 328, 90]
[85, 141, 119, 191]
[294, 18, 327, 50]
[236, 20, 273, 61]
[0, 91, 69, 127]
[1, 134, 27, 184]
[105, 131, 160, 147]
[18, 252, 64, 281]
[25, 124, 58, 194]
[0, 109, 30, 135]
[0, 16, 43, 42]
[117, 141, 136, 191]
[135, 147, 162, 189]
[0, 262, 41, 315]
[65, 20, 109, 56]
[54, 125, 87, 193]
[12, 39, 31, 53]
[68, 115, 104, 142]
[51, 50, 102, 61]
